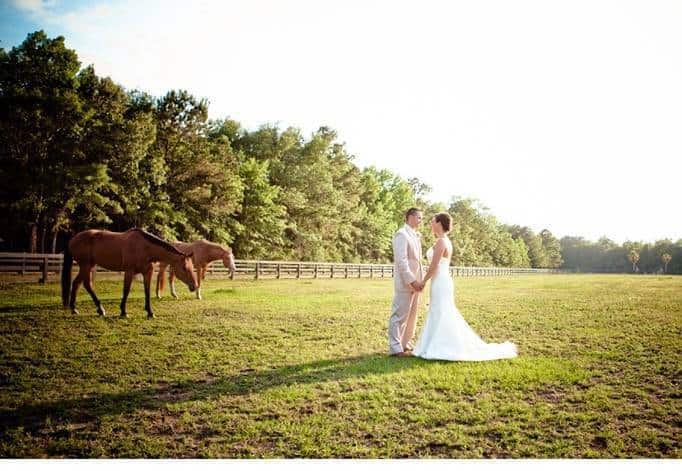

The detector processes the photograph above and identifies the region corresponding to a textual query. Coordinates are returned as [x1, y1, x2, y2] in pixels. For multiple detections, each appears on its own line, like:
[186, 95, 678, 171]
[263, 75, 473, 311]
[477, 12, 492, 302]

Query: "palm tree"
[628, 249, 640, 273]
[661, 253, 672, 273]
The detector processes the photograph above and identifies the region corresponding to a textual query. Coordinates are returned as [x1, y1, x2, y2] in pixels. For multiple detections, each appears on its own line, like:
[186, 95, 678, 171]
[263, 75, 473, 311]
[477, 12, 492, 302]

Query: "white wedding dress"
[412, 238, 518, 361]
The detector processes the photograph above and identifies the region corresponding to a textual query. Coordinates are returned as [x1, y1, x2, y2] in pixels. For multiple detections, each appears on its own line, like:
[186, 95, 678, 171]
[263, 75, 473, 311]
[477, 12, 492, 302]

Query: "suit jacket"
[392, 224, 424, 292]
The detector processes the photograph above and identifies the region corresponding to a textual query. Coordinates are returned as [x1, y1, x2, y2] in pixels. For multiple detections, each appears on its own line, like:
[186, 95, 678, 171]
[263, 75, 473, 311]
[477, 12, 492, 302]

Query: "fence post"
[358, 265, 361, 278]
[314, 264, 318, 279]
[344, 266, 348, 279]
[370, 266, 373, 279]
[330, 265, 335, 279]
[381, 266, 385, 278]
[255, 261, 260, 280]
[297, 263, 301, 279]
[40, 255, 48, 284]
[276, 263, 281, 279]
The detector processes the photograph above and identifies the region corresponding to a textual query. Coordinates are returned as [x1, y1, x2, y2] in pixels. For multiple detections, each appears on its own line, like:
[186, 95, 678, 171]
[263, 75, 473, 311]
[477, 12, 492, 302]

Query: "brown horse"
[61, 228, 198, 318]
[156, 239, 236, 300]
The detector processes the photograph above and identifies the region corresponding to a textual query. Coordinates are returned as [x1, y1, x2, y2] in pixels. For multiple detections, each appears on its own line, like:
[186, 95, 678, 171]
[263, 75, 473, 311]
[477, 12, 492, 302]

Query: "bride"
[412, 212, 518, 361]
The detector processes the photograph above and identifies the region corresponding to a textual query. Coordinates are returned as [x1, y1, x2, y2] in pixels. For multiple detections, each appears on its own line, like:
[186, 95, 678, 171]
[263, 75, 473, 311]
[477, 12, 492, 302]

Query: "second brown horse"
[156, 239, 236, 300]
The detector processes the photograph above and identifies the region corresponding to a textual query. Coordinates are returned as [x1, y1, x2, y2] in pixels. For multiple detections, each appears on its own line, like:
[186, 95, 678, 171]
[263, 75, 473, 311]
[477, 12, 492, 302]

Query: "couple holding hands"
[388, 208, 517, 361]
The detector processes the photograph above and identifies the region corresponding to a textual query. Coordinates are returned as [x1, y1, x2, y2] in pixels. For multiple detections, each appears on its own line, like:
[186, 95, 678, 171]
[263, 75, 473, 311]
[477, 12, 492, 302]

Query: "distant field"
[0, 274, 679, 457]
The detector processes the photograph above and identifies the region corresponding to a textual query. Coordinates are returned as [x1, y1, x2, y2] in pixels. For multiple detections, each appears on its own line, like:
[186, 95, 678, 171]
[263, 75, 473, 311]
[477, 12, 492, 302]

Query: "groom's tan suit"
[389, 224, 424, 354]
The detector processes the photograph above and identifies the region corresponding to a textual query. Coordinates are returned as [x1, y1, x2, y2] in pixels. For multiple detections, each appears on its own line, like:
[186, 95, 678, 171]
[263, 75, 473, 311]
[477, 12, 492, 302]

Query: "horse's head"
[222, 247, 236, 276]
[172, 252, 197, 292]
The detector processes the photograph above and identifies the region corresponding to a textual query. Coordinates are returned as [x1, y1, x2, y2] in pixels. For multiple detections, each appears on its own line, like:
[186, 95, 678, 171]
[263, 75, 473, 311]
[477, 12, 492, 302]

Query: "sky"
[1, 0, 681, 244]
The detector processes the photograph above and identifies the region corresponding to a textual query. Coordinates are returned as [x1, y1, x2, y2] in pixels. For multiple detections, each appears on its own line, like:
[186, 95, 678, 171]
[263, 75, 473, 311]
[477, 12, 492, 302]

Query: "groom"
[388, 207, 424, 357]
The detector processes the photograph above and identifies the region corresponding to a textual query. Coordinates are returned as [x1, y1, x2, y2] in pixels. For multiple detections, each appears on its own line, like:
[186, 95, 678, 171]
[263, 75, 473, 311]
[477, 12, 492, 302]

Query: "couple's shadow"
[0, 353, 425, 436]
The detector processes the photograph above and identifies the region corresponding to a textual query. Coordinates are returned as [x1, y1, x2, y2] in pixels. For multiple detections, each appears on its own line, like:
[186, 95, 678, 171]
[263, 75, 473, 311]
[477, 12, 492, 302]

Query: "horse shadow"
[0, 353, 425, 436]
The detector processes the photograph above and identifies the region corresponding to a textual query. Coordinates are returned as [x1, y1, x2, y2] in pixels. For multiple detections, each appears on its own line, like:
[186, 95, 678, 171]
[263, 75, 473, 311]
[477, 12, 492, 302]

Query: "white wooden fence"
[0, 252, 563, 284]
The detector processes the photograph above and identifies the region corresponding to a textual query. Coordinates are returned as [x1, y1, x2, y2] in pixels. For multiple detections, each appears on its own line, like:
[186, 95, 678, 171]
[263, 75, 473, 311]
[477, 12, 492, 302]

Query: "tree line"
[560, 237, 681, 274]
[0, 31, 678, 273]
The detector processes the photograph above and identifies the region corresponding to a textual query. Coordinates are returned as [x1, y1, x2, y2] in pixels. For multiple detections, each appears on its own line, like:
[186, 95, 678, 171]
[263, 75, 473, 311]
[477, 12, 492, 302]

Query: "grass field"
[0, 274, 680, 458]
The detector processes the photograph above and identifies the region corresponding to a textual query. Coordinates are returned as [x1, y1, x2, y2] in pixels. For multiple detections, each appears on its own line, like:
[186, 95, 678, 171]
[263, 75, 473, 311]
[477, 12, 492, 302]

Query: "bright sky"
[2, 0, 681, 244]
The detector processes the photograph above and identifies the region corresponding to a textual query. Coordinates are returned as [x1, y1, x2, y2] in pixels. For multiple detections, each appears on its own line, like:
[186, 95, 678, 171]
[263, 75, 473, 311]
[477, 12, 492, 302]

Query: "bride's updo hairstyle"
[434, 212, 452, 233]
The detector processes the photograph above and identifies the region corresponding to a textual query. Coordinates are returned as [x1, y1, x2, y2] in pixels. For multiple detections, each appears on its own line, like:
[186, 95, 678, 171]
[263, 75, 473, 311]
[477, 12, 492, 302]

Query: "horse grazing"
[61, 228, 198, 318]
[156, 239, 236, 300]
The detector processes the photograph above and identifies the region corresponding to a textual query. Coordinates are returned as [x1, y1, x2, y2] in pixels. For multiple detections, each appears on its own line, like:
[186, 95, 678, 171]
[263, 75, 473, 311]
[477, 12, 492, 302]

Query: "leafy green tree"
[70, 67, 157, 237]
[150, 90, 243, 242]
[628, 249, 640, 272]
[448, 197, 520, 266]
[109, 90, 168, 232]
[231, 157, 286, 258]
[505, 225, 546, 268]
[539, 229, 562, 268]
[0, 32, 137, 252]
[353, 167, 415, 262]
[0, 31, 83, 251]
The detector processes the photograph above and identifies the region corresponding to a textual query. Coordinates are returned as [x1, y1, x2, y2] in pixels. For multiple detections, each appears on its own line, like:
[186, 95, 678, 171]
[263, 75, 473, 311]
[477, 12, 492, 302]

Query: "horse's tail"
[61, 236, 73, 308]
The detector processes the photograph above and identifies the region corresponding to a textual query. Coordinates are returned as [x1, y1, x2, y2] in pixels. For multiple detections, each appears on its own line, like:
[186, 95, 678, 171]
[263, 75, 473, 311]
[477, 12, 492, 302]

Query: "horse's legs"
[143, 265, 155, 319]
[169, 267, 178, 299]
[156, 263, 166, 299]
[69, 266, 85, 315]
[120, 271, 134, 318]
[196, 266, 203, 300]
[83, 267, 106, 316]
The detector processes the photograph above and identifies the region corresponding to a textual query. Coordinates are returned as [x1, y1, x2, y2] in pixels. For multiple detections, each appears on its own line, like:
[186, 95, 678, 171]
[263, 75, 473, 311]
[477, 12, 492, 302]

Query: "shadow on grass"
[0, 295, 185, 316]
[0, 353, 423, 436]
[0, 302, 64, 314]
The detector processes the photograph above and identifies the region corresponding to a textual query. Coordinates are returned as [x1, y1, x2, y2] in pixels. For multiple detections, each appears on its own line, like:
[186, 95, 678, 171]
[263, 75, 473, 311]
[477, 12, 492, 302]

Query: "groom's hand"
[410, 281, 423, 292]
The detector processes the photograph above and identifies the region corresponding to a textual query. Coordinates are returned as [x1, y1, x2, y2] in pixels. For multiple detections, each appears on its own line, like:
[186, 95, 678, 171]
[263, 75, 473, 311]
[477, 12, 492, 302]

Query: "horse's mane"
[131, 228, 187, 256]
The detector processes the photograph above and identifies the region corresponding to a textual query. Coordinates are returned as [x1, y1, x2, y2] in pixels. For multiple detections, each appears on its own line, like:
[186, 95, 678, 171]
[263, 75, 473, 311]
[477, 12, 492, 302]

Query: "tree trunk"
[51, 230, 58, 254]
[39, 223, 47, 253]
[28, 223, 38, 253]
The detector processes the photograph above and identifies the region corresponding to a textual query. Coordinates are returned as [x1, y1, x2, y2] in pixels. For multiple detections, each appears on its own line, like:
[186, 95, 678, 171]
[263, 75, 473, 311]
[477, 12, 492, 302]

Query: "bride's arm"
[422, 238, 446, 284]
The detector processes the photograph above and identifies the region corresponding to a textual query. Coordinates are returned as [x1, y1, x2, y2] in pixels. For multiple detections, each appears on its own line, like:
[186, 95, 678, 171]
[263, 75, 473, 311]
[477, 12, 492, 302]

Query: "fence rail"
[0, 252, 564, 283]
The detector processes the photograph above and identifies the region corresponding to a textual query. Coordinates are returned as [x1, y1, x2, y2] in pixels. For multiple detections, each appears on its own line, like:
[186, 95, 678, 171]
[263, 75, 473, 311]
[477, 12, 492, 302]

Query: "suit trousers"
[388, 288, 421, 354]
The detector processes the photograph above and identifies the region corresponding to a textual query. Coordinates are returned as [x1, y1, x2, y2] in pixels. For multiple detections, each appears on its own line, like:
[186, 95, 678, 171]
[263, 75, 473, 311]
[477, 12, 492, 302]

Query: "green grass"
[0, 274, 680, 458]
